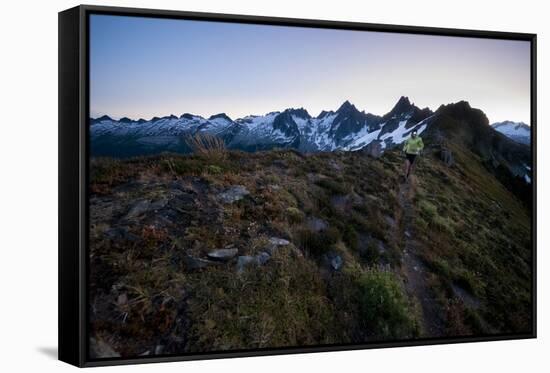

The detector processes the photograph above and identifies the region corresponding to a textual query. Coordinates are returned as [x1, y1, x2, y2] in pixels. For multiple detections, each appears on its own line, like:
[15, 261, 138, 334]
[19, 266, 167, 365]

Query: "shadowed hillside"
[88, 134, 532, 357]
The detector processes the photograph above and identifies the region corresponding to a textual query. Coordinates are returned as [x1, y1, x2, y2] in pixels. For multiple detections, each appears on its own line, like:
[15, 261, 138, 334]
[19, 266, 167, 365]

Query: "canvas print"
[87, 14, 533, 359]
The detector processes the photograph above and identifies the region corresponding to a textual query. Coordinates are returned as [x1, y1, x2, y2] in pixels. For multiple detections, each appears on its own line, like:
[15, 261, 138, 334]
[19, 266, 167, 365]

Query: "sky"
[90, 14, 531, 124]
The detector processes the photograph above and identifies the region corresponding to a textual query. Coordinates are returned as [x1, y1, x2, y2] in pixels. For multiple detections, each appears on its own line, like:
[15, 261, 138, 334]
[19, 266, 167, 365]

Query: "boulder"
[363, 140, 383, 158]
[207, 248, 238, 261]
[183, 256, 218, 270]
[236, 255, 256, 273]
[330, 255, 344, 271]
[218, 186, 250, 204]
[125, 199, 151, 219]
[322, 252, 344, 271]
[266, 237, 290, 255]
[440, 148, 454, 166]
[269, 237, 290, 246]
[306, 217, 328, 232]
[256, 252, 271, 265]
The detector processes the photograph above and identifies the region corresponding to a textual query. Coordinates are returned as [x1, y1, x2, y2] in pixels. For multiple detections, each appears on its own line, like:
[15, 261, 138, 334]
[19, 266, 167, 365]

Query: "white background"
[0, 0, 547, 371]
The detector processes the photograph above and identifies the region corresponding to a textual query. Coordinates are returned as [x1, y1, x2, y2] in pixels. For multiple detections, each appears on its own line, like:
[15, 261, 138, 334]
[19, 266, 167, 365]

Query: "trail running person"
[402, 130, 424, 180]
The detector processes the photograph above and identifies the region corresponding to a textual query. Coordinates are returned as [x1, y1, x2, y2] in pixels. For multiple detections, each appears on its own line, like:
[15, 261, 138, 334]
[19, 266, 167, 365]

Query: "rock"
[236, 255, 256, 273]
[266, 237, 290, 255]
[207, 248, 238, 261]
[104, 227, 139, 242]
[183, 256, 218, 270]
[269, 237, 290, 246]
[149, 198, 168, 211]
[330, 255, 344, 271]
[440, 148, 454, 166]
[125, 199, 151, 219]
[322, 252, 344, 271]
[384, 215, 397, 229]
[116, 293, 128, 306]
[218, 186, 250, 204]
[256, 252, 271, 265]
[306, 217, 328, 232]
[154, 345, 164, 355]
[89, 338, 120, 359]
[328, 159, 343, 171]
[363, 140, 383, 158]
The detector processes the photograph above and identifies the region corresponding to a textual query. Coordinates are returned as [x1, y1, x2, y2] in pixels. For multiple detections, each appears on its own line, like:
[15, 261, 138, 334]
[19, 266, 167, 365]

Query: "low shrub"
[286, 207, 304, 224]
[356, 270, 416, 338]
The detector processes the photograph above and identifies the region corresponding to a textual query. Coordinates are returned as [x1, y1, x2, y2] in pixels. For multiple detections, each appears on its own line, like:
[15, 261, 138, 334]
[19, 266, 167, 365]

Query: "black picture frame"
[59, 4, 537, 367]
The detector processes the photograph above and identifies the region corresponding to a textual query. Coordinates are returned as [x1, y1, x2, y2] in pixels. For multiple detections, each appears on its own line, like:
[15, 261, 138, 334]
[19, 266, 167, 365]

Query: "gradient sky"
[90, 14, 531, 124]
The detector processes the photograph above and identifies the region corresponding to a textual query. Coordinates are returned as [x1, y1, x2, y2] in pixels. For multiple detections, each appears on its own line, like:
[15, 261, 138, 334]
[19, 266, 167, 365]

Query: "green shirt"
[403, 136, 424, 155]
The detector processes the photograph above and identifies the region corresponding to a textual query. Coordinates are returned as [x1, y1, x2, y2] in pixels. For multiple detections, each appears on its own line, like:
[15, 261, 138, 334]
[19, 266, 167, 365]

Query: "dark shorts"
[406, 153, 417, 164]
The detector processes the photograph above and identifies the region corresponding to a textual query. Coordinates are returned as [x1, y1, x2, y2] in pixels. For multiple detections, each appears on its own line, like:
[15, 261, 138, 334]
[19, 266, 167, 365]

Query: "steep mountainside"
[492, 121, 531, 146]
[88, 99, 533, 358]
[88, 142, 532, 357]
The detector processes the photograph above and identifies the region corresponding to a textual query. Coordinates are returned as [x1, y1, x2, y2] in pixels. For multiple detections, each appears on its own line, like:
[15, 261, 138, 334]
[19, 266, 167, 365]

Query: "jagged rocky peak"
[208, 113, 233, 122]
[386, 96, 414, 117]
[285, 107, 311, 119]
[435, 100, 489, 126]
[318, 110, 334, 119]
[336, 100, 360, 114]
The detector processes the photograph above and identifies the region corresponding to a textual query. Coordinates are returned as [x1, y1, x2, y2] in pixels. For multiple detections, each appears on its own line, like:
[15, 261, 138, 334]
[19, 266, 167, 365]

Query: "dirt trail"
[396, 178, 446, 337]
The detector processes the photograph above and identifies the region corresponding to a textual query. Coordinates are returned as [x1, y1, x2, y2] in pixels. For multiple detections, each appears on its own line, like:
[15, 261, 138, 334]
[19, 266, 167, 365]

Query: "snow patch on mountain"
[492, 121, 530, 145]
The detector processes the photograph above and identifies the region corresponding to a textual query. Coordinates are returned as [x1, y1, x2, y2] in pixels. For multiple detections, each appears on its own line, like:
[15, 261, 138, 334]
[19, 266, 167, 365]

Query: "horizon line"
[90, 97, 530, 126]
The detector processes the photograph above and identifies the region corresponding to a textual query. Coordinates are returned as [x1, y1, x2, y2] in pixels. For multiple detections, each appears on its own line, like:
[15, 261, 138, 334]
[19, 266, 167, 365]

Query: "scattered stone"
[154, 345, 164, 355]
[149, 198, 168, 211]
[269, 237, 290, 246]
[236, 255, 256, 273]
[440, 148, 454, 166]
[306, 217, 328, 232]
[125, 199, 151, 219]
[330, 255, 344, 271]
[89, 338, 120, 359]
[183, 256, 218, 270]
[218, 186, 250, 204]
[363, 140, 383, 158]
[104, 227, 139, 242]
[384, 215, 397, 229]
[328, 159, 343, 171]
[330, 195, 349, 211]
[265, 237, 291, 255]
[256, 252, 271, 265]
[322, 252, 344, 271]
[207, 248, 238, 261]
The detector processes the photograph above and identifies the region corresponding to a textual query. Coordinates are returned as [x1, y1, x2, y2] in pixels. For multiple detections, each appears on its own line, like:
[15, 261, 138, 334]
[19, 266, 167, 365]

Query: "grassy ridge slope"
[88, 144, 531, 357]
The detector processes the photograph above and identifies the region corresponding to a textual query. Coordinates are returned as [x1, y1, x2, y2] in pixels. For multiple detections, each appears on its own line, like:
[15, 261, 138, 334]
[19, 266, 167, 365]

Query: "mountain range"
[90, 96, 434, 156]
[491, 121, 531, 145]
[90, 96, 531, 183]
